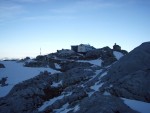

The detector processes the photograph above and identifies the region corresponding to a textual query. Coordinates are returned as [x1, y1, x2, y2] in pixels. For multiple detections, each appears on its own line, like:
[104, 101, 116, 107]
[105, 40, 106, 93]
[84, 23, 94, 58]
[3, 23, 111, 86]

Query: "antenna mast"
[40, 48, 41, 55]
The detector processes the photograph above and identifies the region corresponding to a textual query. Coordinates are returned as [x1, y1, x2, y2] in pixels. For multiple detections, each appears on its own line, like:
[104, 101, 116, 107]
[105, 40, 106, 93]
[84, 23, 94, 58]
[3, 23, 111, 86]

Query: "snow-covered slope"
[0, 42, 150, 113]
[113, 51, 124, 60]
[0, 61, 59, 97]
[122, 98, 150, 113]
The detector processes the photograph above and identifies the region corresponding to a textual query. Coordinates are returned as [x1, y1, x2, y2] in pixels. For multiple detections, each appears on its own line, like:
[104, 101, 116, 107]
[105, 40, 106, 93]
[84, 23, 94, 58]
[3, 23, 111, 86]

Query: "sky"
[0, 0, 150, 59]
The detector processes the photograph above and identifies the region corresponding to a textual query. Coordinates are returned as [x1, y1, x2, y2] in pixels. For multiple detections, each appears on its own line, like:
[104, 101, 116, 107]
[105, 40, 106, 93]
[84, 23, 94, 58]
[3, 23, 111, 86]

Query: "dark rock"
[0, 63, 5, 68]
[113, 43, 121, 51]
[24, 61, 48, 67]
[0, 77, 8, 87]
[85, 47, 117, 66]
[60, 61, 92, 71]
[101, 42, 150, 102]
[76, 93, 138, 113]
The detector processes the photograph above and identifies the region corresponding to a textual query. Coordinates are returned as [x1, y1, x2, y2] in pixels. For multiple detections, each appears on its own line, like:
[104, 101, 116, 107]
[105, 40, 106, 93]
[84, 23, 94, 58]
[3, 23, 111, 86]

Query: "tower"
[40, 48, 41, 55]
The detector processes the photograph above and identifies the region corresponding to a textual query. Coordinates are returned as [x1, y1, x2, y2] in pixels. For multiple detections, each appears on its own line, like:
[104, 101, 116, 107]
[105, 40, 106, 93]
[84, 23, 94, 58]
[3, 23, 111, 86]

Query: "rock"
[60, 61, 92, 71]
[0, 72, 62, 113]
[85, 47, 117, 66]
[24, 61, 48, 67]
[113, 43, 121, 51]
[0, 63, 5, 68]
[75, 93, 138, 113]
[0, 77, 8, 87]
[101, 42, 150, 102]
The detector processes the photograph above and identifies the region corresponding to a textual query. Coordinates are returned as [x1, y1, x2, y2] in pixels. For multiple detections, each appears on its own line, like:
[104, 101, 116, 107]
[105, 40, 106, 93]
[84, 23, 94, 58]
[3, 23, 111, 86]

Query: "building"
[71, 44, 95, 53]
[113, 43, 121, 51]
[71, 45, 78, 52]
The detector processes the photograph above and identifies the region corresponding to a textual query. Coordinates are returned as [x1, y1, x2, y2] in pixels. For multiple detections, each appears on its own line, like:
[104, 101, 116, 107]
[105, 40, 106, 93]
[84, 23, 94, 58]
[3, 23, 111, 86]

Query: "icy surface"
[122, 98, 150, 113]
[0, 61, 59, 97]
[113, 51, 124, 60]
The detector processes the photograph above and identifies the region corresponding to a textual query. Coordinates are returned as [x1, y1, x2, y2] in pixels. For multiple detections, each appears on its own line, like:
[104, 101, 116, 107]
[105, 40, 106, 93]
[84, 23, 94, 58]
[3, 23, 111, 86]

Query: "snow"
[53, 103, 80, 113]
[122, 98, 150, 113]
[95, 69, 103, 75]
[51, 80, 62, 87]
[103, 91, 111, 96]
[113, 51, 124, 60]
[0, 61, 59, 97]
[38, 92, 72, 111]
[99, 71, 107, 79]
[38, 95, 65, 111]
[55, 63, 61, 69]
[73, 104, 80, 112]
[90, 82, 104, 91]
[53, 103, 71, 113]
[87, 91, 94, 97]
[78, 59, 102, 66]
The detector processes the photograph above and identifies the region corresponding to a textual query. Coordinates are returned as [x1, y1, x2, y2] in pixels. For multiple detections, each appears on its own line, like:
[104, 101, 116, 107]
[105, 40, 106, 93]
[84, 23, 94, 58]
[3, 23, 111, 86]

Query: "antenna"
[40, 48, 41, 55]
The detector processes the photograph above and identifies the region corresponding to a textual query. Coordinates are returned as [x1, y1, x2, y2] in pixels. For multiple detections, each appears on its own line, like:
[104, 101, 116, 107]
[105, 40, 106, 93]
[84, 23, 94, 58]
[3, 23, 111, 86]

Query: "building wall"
[78, 45, 85, 52]
[71, 46, 78, 52]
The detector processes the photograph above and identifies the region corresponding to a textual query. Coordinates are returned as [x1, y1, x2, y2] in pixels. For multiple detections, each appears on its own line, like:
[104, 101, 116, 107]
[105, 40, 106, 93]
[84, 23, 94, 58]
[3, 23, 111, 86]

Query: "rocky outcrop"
[85, 47, 117, 66]
[100, 42, 150, 102]
[0, 67, 95, 113]
[1, 42, 150, 113]
[75, 93, 138, 113]
[60, 61, 92, 72]
[0, 63, 5, 68]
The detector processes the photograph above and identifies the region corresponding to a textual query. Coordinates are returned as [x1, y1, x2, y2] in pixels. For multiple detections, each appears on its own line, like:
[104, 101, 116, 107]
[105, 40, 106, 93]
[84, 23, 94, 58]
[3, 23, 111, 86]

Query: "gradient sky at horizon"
[0, 0, 150, 59]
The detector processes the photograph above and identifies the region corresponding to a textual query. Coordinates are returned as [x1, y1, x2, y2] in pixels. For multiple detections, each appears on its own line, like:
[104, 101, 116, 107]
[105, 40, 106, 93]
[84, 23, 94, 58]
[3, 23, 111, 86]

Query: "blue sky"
[0, 0, 150, 59]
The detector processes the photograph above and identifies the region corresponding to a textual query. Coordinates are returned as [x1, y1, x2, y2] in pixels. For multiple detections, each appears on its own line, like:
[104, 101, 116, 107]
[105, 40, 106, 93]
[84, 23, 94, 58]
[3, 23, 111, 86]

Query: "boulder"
[101, 42, 150, 102]
[75, 93, 138, 113]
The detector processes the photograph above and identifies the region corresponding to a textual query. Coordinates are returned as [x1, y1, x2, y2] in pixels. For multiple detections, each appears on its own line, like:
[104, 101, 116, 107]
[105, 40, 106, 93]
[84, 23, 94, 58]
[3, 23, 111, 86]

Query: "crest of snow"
[38, 92, 71, 111]
[78, 59, 102, 66]
[103, 91, 111, 96]
[113, 51, 124, 60]
[82, 69, 103, 88]
[51, 80, 62, 87]
[53, 103, 71, 113]
[73, 104, 80, 112]
[90, 82, 104, 91]
[0, 61, 59, 97]
[122, 98, 150, 113]
[38, 95, 65, 111]
[55, 63, 61, 69]
[87, 91, 94, 97]
[99, 71, 107, 79]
